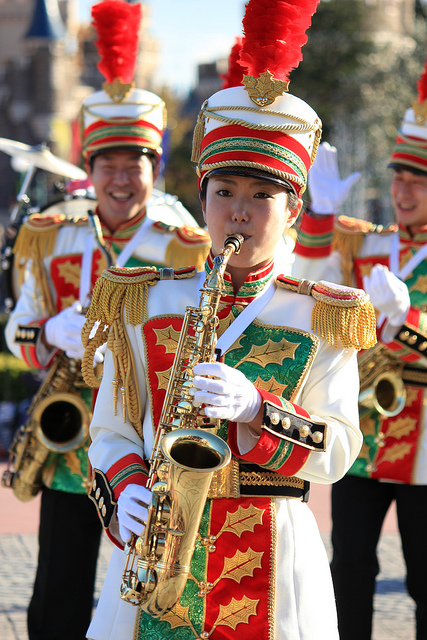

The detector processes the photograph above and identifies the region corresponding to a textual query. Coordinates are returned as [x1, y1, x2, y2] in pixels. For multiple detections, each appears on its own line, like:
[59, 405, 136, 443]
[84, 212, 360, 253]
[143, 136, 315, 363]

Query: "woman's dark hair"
[199, 176, 299, 210]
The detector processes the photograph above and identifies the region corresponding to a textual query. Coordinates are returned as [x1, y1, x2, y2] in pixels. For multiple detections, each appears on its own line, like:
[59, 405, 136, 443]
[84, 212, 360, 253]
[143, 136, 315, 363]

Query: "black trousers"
[330, 474, 427, 640]
[28, 487, 103, 640]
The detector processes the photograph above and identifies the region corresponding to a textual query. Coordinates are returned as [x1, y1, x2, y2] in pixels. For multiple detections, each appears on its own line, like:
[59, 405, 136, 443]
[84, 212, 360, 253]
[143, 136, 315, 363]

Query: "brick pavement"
[0, 465, 416, 640]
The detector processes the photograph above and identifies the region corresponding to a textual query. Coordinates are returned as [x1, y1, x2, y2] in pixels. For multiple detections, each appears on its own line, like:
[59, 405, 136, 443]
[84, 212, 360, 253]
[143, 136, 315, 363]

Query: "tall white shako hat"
[192, 0, 322, 198]
[80, 0, 166, 163]
[389, 57, 427, 173]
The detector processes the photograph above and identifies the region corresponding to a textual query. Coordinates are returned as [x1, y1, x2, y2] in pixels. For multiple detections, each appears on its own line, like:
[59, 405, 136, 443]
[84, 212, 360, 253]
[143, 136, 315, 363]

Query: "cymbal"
[0, 137, 87, 180]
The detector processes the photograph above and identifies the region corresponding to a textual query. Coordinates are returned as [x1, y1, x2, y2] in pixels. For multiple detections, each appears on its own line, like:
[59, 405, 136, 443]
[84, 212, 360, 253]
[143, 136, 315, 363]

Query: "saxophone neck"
[203, 234, 244, 291]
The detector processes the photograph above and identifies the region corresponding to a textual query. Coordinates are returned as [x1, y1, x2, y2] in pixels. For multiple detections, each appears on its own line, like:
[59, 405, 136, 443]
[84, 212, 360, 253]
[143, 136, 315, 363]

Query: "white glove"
[117, 484, 151, 543]
[363, 264, 410, 327]
[308, 142, 361, 215]
[44, 301, 86, 360]
[192, 362, 262, 423]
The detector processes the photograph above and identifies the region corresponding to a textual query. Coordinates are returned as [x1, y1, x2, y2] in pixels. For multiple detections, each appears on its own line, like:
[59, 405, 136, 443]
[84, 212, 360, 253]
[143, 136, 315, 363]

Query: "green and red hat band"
[197, 124, 309, 196]
[389, 135, 427, 173]
[83, 118, 163, 160]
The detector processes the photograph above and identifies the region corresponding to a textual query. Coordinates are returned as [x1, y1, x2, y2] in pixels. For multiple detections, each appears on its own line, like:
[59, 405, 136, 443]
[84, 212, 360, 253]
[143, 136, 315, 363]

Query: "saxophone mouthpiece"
[224, 233, 244, 254]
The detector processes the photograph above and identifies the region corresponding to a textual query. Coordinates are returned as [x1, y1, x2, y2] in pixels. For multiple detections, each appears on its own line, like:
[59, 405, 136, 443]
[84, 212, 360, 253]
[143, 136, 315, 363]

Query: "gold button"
[99, 496, 104, 509]
[92, 479, 97, 491]
[95, 488, 101, 500]
[420, 342, 427, 351]
[282, 417, 291, 429]
[312, 431, 324, 444]
[399, 331, 410, 341]
[101, 505, 107, 518]
[407, 335, 418, 345]
[299, 425, 310, 438]
[270, 412, 280, 426]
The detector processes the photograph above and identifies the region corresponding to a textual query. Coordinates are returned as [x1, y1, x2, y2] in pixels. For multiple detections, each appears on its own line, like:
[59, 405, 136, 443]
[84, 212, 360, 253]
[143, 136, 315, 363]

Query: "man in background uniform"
[4, 2, 209, 639]
[292, 64, 427, 639]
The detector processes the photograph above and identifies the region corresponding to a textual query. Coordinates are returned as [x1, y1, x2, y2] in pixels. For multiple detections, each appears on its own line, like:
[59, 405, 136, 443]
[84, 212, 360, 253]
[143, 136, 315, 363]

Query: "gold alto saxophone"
[1, 211, 113, 502]
[358, 343, 406, 420]
[1, 352, 91, 501]
[120, 233, 244, 618]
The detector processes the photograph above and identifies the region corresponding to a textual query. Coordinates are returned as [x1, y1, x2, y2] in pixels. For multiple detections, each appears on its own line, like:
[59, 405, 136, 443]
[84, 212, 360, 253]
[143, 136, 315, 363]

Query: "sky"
[79, 0, 246, 95]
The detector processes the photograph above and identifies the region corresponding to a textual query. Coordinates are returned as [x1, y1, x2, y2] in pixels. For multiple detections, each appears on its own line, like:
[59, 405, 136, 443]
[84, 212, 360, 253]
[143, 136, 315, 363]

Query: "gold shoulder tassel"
[332, 218, 367, 287]
[310, 284, 377, 351]
[191, 100, 208, 163]
[81, 267, 159, 436]
[164, 238, 210, 273]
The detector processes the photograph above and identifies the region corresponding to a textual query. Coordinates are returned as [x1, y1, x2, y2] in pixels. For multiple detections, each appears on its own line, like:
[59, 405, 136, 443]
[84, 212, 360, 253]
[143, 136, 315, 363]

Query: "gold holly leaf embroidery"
[360, 414, 379, 438]
[215, 547, 264, 585]
[156, 366, 173, 392]
[359, 263, 375, 279]
[64, 451, 83, 477]
[59, 294, 77, 311]
[57, 260, 81, 288]
[153, 326, 181, 354]
[243, 71, 289, 107]
[386, 416, 418, 440]
[234, 338, 299, 370]
[216, 503, 264, 539]
[253, 375, 288, 397]
[405, 387, 419, 407]
[217, 309, 236, 339]
[161, 601, 191, 629]
[214, 595, 259, 630]
[409, 274, 427, 295]
[380, 441, 412, 464]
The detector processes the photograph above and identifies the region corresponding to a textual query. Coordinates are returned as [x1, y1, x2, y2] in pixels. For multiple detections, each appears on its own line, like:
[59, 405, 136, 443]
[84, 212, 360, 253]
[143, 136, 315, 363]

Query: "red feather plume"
[221, 37, 246, 89]
[417, 59, 427, 104]
[91, 0, 142, 85]
[239, 0, 320, 82]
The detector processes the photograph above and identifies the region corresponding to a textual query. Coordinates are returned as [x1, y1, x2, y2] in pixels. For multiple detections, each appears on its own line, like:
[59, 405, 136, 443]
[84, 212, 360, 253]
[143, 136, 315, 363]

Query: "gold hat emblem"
[243, 71, 289, 107]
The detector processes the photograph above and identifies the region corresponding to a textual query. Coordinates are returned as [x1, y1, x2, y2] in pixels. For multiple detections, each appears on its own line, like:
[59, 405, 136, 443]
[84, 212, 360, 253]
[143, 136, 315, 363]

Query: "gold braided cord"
[311, 300, 377, 351]
[205, 104, 318, 132]
[198, 160, 306, 193]
[82, 99, 166, 125]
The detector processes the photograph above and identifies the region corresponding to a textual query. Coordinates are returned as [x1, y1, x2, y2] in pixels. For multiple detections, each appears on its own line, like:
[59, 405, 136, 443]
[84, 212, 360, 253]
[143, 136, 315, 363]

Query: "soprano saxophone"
[120, 234, 244, 617]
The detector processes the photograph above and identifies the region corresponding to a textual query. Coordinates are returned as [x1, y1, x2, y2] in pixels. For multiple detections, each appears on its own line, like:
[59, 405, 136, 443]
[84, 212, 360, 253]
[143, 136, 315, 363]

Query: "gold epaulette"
[13, 212, 88, 262]
[276, 274, 377, 351]
[332, 215, 397, 286]
[152, 221, 211, 272]
[81, 266, 197, 425]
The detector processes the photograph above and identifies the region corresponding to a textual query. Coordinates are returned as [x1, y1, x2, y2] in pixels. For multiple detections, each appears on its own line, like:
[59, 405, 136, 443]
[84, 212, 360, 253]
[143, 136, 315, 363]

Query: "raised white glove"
[44, 301, 86, 360]
[192, 362, 262, 423]
[117, 484, 151, 543]
[308, 142, 361, 215]
[363, 264, 410, 327]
